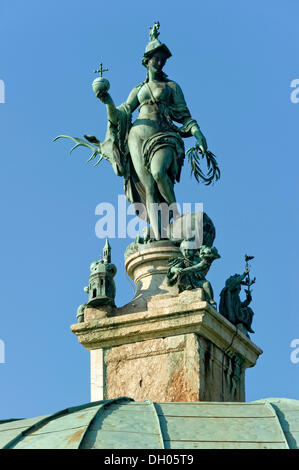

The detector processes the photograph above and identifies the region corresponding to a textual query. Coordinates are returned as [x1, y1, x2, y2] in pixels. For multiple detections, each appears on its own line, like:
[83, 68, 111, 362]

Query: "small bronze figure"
[167, 240, 220, 307]
[219, 255, 256, 337]
[76, 238, 117, 322]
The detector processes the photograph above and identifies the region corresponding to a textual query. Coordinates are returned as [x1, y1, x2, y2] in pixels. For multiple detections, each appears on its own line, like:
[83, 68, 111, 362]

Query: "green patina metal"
[167, 242, 220, 307]
[92, 62, 110, 97]
[76, 238, 117, 322]
[54, 21, 220, 241]
[1, 398, 133, 450]
[219, 255, 256, 337]
[1, 398, 298, 449]
[84, 237, 117, 308]
[144, 399, 165, 449]
[266, 399, 299, 449]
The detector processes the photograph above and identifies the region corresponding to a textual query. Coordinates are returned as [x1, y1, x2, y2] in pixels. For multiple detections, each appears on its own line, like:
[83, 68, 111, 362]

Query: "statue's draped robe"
[99, 80, 198, 221]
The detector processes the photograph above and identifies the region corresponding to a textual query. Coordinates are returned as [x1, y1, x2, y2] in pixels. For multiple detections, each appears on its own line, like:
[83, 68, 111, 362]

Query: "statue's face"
[183, 248, 195, 259]
[148, 51, 167, 73]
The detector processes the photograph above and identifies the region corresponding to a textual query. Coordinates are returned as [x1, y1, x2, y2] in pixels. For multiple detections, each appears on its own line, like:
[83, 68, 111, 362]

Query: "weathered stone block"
[71, 244, 262, 403]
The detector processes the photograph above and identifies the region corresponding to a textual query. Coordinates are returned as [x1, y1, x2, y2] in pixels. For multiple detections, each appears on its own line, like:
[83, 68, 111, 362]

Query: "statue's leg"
[202, 280, 216, 306]
[146, 187, 161, 240]
[150, 148, 176, 205]
[150, 147, 181, 237]
[128, 139, 161, 239]
[137, 171, 161, 240]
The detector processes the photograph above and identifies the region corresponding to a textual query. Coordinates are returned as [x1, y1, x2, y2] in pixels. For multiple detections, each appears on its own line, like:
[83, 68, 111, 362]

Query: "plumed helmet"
[142, 21, 172, 67]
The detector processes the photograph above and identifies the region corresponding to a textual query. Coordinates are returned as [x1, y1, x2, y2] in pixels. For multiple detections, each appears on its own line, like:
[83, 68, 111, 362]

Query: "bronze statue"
[167, 240, 220, 307]
[76, 238, 117, 322]
[219, 256, 256, 337]
[55, 22, 219, 240]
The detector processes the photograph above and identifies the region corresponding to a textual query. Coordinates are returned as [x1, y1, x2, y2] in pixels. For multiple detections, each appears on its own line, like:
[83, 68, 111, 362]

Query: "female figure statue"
[56, 23, 219, 240]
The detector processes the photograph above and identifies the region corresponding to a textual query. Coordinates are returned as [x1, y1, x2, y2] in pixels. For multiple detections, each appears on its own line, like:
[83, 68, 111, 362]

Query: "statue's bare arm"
[97, 87, 139, 125]
[181, 259, 208, 275]
[169, 81, 207, 154]
[125, 87, 139, 113]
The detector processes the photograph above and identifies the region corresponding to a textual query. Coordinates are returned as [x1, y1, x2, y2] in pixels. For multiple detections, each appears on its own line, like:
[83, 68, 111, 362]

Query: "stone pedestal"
[71, 242, 262, 403]
[125, 240, 181, 299]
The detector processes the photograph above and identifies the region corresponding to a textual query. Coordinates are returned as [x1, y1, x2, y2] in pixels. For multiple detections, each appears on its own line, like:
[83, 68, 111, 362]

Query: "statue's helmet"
[142, 22, 172, 67]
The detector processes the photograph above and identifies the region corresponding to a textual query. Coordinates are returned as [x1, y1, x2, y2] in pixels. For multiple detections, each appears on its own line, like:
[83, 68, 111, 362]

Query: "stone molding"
[71, 291, 262, 369]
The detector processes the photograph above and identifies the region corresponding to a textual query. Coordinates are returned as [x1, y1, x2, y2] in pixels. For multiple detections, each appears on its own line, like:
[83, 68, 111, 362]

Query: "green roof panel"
[0, 397, 298, 449]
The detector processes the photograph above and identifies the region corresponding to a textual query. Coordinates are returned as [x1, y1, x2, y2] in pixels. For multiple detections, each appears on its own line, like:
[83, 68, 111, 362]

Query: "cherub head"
[179, 239, 198, 260]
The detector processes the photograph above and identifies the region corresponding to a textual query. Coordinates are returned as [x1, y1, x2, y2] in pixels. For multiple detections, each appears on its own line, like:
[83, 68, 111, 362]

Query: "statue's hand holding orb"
[92, 63, 111, 104]
[92, 76, 111, 103]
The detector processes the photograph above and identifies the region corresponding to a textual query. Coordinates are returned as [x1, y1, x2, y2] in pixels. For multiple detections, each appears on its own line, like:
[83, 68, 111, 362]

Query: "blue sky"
[0, 0, 298, 419]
